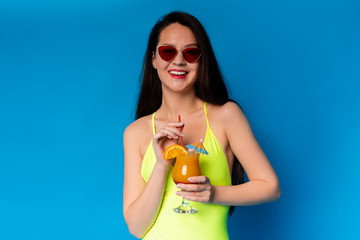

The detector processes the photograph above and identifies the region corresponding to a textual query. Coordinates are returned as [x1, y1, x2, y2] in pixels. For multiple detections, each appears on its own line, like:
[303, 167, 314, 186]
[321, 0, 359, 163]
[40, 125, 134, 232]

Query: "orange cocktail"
[163, 143, 204, 214]
[172, 152, 201, 214]
[172, 153, 201, 184]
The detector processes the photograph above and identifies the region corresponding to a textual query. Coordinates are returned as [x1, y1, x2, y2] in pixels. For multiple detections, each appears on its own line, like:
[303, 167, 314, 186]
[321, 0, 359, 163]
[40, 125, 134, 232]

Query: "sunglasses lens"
[158, 46, 177, 61]
[183, 47, 201, 63]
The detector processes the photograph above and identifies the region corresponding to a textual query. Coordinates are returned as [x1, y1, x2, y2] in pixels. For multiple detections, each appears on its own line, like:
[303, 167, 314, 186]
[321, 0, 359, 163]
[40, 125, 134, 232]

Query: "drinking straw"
[178, 115, 184, 146]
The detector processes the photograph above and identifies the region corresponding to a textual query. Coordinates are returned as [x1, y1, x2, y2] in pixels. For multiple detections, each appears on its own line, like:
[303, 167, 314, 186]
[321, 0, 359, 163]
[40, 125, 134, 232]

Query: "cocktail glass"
[172, 151, 201, 214]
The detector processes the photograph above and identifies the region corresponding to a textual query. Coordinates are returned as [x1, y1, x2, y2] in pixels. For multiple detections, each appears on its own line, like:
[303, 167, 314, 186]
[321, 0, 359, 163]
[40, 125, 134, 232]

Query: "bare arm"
[123, 120, 184, 238]
[177, 102, 280, 205]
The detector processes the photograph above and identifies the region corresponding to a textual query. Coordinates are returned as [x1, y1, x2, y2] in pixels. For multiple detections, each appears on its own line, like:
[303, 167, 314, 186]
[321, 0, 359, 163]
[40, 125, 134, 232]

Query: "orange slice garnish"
[163, 144, 187, 160]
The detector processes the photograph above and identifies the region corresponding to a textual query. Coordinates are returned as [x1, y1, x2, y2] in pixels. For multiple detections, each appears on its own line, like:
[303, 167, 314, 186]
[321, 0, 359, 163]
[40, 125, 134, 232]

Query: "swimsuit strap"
[203, 102, 210, 127]
[152, 112, 156, 135]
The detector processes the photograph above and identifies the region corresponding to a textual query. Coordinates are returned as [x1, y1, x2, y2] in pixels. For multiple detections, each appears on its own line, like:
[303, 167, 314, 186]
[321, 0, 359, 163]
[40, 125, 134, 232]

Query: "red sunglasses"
[157, 45, 201, 63]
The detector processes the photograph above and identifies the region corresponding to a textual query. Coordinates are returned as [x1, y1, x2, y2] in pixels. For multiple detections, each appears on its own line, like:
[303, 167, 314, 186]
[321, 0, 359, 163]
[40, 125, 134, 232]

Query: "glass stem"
[182, 197, 189, 206]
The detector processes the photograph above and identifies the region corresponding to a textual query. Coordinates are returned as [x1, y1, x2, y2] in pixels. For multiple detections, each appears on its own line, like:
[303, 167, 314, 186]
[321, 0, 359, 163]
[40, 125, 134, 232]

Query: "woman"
[123, 11, 280, 239]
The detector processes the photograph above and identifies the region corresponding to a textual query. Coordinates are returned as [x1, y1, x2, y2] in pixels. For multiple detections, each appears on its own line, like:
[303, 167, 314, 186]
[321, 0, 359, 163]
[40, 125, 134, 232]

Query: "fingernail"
[176, 184, 182, 188]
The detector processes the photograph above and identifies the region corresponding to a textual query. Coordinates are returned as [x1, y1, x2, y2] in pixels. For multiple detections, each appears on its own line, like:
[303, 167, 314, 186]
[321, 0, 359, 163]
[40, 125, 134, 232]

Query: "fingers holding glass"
[176, 176, 213, 203]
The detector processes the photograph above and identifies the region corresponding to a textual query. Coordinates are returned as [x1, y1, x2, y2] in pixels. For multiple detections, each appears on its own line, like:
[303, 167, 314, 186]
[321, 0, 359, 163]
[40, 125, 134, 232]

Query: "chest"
[181, 114, 207, 146]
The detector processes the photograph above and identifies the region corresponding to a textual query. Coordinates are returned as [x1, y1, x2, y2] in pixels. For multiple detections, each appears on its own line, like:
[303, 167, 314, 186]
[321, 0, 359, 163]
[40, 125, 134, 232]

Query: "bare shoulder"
[220, 101, 243, 115]
[123, 115, 153, 144]
[208, 101, 246, 124]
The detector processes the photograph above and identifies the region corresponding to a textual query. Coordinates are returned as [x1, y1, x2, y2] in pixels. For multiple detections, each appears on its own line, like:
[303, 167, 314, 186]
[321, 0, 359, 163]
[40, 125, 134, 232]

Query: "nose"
[172, 50, 186, 66]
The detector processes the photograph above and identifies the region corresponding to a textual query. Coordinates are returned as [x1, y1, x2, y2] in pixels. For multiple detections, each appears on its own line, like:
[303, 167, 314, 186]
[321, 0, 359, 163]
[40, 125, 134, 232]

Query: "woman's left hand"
[175, 176, 214, 204]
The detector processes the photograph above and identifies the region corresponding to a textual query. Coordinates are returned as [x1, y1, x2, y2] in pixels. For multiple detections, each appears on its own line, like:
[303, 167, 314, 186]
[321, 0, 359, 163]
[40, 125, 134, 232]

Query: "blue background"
[1, 0, 359, 239]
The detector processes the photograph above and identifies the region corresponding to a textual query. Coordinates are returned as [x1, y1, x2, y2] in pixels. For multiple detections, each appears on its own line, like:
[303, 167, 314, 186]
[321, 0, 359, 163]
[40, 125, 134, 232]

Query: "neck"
[157, 90, 203, 121]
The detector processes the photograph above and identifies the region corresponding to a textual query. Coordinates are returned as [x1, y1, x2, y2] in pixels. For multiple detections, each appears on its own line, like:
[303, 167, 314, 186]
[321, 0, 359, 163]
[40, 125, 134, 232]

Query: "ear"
[152, 51, 157, 69]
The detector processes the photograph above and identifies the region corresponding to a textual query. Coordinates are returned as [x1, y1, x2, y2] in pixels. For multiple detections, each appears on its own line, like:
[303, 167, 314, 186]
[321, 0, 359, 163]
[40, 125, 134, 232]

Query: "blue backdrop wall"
[1, 0, 359, 239]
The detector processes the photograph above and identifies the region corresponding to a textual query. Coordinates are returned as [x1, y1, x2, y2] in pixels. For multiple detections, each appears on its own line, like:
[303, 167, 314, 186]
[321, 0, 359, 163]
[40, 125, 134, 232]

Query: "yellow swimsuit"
[141, 102, 231, 240]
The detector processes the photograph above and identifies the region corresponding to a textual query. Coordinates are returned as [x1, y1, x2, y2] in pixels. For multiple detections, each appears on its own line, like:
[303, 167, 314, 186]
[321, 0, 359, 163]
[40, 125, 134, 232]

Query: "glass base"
[173, 201, 198, 214]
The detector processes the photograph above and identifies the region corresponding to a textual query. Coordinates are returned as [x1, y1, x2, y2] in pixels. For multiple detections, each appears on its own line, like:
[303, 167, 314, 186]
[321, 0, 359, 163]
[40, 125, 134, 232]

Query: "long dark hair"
[135, 11, 244, 216]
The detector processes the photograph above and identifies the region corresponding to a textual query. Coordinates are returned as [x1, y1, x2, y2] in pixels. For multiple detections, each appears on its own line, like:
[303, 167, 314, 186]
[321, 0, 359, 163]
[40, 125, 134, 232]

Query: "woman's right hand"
[153, 121, 184, 166]
[123, 120, 184, 238]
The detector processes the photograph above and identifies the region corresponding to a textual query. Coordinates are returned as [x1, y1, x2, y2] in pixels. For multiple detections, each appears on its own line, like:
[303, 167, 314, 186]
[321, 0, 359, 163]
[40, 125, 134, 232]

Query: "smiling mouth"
[169, 70, 188, 76]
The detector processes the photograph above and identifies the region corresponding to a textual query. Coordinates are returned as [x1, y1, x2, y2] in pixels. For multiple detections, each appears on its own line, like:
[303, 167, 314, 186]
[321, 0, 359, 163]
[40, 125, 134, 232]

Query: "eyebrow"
[160, 43, 199, 48]
[184, 43, 198, 47]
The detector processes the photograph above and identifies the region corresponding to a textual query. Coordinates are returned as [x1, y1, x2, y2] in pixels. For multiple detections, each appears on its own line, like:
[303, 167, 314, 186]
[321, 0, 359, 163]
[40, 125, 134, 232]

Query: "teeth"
[169, 71, 187, 76]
